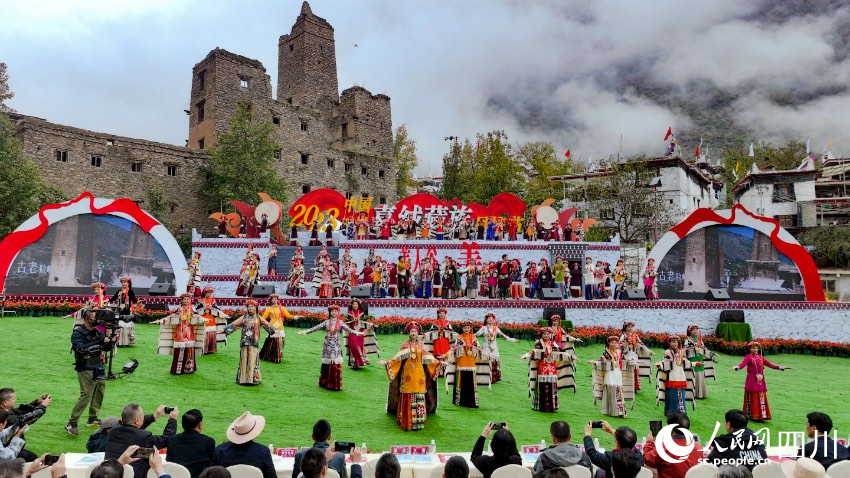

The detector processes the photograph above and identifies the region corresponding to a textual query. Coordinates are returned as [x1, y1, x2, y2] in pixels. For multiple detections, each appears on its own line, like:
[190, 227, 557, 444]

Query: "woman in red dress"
[344, 298, 373, 368]
[733, 341, 790, 421]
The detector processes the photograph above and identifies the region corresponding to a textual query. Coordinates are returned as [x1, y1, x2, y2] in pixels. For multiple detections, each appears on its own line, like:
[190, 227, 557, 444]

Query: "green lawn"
[3, 316, 849, 455]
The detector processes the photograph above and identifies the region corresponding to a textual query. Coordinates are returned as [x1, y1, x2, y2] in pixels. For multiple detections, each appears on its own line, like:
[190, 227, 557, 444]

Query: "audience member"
[214, 412, 275, 478]
[798, 412, 850, 469]
[292, 419, 347, 478]
[90, 460, 125, 478]
[301, 446, 363, 478]
[715, 465, 752, 478]
[643, 411, 703, 478]
[95, 444, 172, 478]
[1, 454, 66, 478]
[0, 388, 51, 461]
[584, 421, 644, 478]
[86, 417, 119, 453]
[533, 421, 592, 478]
[0, 458, 25, 478]
[105, 404, 178, 478]
[166, 409, 216, 478]
[199, 467, 231, 478]
[781, 458, 827, 478]
[541, 469, 569, 478]
[471, 422, 522, 478]
[375, 454, 400, 478]
[0, 410, 26, 463]
[706, 409, 767, 470]
[610, 450, 642, 478]
[444, 456, 469, 478]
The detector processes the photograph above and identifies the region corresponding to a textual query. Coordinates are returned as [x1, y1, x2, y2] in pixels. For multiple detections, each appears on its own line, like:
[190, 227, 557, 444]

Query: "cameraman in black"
[0, 388, 52, 461]
[66, 309, 109, 436]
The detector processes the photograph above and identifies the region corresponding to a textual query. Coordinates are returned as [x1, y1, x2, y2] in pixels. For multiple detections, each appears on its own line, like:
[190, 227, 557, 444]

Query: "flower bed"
[4, 301, 850, 357]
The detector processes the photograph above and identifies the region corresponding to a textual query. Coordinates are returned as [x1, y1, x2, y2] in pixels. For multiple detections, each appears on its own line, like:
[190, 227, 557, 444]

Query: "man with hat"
[86, 416, 119, 453]
[781, 457, 830, 478]
[215, 411, 275, 478]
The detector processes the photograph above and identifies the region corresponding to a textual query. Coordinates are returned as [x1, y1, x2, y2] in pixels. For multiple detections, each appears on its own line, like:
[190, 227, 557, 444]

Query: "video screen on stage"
[656, 225, 803, 299]
[6, 215, 176, 295]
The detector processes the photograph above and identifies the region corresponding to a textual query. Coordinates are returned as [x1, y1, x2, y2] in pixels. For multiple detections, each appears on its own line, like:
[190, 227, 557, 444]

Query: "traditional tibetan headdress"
[91, 282, 105, 289]
[405, 322, 421, 334]
[202, 286, 215, 294]
[606, 336, 620, 345]
[328, 304, 341, 311]
[549, 314, 562, 321]
[245, 299, 259, 308]
[539, 327, 554, 336]
[748, 341, 761, 350]
[119, 276, 131, 284]
[460, 319, 475, 328]
[485, 312, 496, 319]
[622, 321, 635, 332]
[179, 292, 193, 299]
[667, 335, 681, 346]
[268, 293, 280, 300]
[436, 307, 448, 315]
[687, 324, 700, 335]
[349, 297, 362, 306]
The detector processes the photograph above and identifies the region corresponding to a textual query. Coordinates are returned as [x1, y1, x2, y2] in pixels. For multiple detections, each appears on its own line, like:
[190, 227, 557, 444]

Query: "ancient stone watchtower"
[278, 1, 338, 108]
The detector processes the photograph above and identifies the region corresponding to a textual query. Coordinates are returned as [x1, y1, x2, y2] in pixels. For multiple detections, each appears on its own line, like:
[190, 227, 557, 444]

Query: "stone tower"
[277, 1, 339, 108]
[682, 227, 723, 292]
[747, 231, 779, 281]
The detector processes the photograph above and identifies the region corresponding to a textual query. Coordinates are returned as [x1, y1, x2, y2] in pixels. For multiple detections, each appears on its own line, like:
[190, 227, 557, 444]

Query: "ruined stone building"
[11, 1, 396, 232]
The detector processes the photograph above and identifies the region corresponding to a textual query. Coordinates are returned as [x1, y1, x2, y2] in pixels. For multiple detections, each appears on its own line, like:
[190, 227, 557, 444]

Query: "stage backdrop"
[0, 193, 187, 295]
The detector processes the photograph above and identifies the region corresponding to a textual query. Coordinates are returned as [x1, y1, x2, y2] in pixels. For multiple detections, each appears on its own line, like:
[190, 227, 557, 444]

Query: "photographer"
[66, 309, 109, 436]
[471, 422, 521, 478]
[0, 388, 52, 461]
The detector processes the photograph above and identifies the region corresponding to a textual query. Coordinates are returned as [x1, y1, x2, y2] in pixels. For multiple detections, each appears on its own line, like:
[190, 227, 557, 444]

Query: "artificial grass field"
[3, 316, 849, 455]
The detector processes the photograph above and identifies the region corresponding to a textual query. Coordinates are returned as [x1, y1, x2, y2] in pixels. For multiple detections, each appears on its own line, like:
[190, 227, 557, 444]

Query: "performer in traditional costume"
[186, 252, 202, 296]
[236, 255, 260, 297]
[420, 258, 434, 299]
[380, 322, 441, 431]
[223, 300, 277, 385]
[655, 336, 695, 416]
[464, 263, 480, 299]
[583, 256, 596, 300]
[298, 304, 363, 391]
[309, 224, 321, 246]
[291, 244, 304, 267]
[612, 259, 629, 300]
[312, 256, 341, 299]
[497, 254, 511, 300]
[553, 257, 568, 299]
[287, 258, 306, 297]
[549, 314, 581, 360]
[733, 342, 789, 421]
[445, 320, 490, 408]
[569, 262, 582, 298]
[521, 327, 576, 412]
[643, 258, 659, 300]
[154, 293, 205, 375]
[619, 321, 653, 391]
[343, 298, 380, 368]
[267, 248, 278, 276]
[109, 276, 137, 347]
[424, 308, 458, 363]
[683, 325, 715, 399]
[195, 286, 229, 354]
[510, 261, 524, 299]
[325, 222, 334, 246]
[475, 312, 518, 383]
[259, 294, 299, 363]
[397, 256, 411, 299]
[289, 224, 298, 246]
[588, 337, 635, 418]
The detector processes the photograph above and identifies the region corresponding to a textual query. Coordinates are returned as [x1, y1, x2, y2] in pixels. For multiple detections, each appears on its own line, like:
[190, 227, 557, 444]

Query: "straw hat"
[226, 411, 266, 444]
[781, 458, 827, 478]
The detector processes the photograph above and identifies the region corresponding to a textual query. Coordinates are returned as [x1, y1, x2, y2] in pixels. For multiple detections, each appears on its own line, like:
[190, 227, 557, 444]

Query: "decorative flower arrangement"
[4, 300, 850, 357]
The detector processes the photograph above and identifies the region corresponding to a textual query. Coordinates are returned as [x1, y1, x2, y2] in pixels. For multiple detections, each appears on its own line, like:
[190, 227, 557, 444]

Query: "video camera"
[91, 308, 120, 328]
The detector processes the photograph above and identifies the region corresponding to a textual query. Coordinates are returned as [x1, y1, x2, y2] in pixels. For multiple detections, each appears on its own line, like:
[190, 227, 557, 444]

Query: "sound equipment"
[542, 307, 567, 325]
[252, 285, 275, 298]
[540, 288, 562, 300]
[148, 283, 174, 296]
[620, 288, 646, 300]
[706, 288, 731, 301]
[720, 310, 745, 323]
[351, 285, 372, 299]
[144, 303, 170, 311]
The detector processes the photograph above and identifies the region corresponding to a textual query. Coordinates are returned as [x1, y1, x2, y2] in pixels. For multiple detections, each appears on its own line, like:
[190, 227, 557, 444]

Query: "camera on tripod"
[91, 308, 120, 328]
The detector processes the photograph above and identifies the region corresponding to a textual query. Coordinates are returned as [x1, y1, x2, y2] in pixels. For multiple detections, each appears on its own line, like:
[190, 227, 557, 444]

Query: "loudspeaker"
[144, 303, 170, 311]
[706, 289, 731, 301]
[351, 285, 372, 299]
[540, 288, 562, 300]
[620, 288, 646, 300]
[252, 285, 275, 298]
[148, 283, 174, 296]
[543, 307, 567, 325]
[720, 310, 745, 323]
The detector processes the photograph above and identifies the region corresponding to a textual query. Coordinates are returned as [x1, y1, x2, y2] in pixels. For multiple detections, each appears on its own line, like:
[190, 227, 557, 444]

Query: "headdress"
[748, 341, 761, 350]
[549, 314, 562, 321]
[606, 336, 620, 345]
[686, 324, 700, 335]
[119, 276, 131, 284]
[202, 286, 215, 294]
[539, 326, 554, 336]
[622, 321, 635, 332]
[91, 282, 105, 289]
[179, 292, 193, 299]
[667, 335, 681, 345]
[349, 297, 361, 306]
[268, 293, 280, 300]
[485, 312, 496, 319]
[436, 307, 448, 315]
[328, 304, 341, 311]
[405, 322, 421, 334]
[460, 319, 475, 328]
[245, 299, 258, 308]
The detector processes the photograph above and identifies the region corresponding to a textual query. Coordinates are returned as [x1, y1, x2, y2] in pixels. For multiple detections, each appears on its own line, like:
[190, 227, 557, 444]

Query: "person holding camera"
[66, 309, 110, 437]
[532, 421, 592, 478]
[583, 421, 643, 478]
[105, 403, 178, 478]
[0, 409, 27, 462]
[471, 422, 521, 478]
[0, 388, 52, 461]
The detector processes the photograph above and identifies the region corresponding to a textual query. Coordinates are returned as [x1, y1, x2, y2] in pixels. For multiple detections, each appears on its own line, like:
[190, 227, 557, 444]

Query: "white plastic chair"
[752, 461, 783, 478]
[429, 463, 446, 478]
[828, 460, 850, 478]
[361, 458, 380, 478]
[562, 465, 591, 478]
[226, 464, 263, 478]
[491, 464, 532, 478]
[636, 467, 653, 478]
[147, 462, 191, 478]
[123, 464, 135, 478]
[326, 469, 341, 478]
[684, 463, 719, 478]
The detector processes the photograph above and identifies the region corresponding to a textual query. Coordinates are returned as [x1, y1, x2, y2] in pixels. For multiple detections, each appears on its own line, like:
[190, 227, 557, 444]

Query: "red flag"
[663, 127, 672, 141]
[694, 144, 700, 158]
[564, 149, 571, 158]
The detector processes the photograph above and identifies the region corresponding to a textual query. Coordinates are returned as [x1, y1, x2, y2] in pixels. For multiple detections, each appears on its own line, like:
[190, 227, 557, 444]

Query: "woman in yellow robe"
[381, 322, 441, 431]
[259, 294, 300, 363]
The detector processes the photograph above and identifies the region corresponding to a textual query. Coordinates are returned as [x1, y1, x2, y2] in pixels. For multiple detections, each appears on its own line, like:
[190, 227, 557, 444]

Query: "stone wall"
[14, 116, 207, 229]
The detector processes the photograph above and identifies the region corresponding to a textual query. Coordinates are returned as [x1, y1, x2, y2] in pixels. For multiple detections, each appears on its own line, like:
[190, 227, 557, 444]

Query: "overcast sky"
[2, 0, 849, 176]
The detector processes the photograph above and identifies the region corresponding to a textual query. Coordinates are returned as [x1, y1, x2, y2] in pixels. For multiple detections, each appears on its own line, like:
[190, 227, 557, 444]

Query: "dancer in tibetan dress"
[298, 304, 363, 390]
[733, 341, 790, 421]
[194, 286, 229, 354]
[259, 294, 299, 363]
[154, 293, 205, 375]
[444, 320, 491, 408]
[343, 298, 380, 368]
[619, 321, 653, 391]
[223, 300, 277, 385]
[655, 335, 696, 416]
[521, 327, 576, 412]
[588, 336, 635, 418]
[683, 324, 716, 399]
[475, 312, 518, 383]
[381, 322, 441, 431]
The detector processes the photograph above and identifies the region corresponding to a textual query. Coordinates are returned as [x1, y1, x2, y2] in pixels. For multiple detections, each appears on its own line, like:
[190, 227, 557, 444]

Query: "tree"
[393, 124, 419, 198]
[0, 115, 65, 238]
[799, 226, 850, 268]
[439, 139, 466, 200]
[439, 131, 525, 204]
[722, 141, 807, 202]
[589, 157, 683, 243]
[0, 63, 13, 112]
[200, 100, 288, 212]
[516, 141, 573, 208]
[145, 185, 171, 224]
